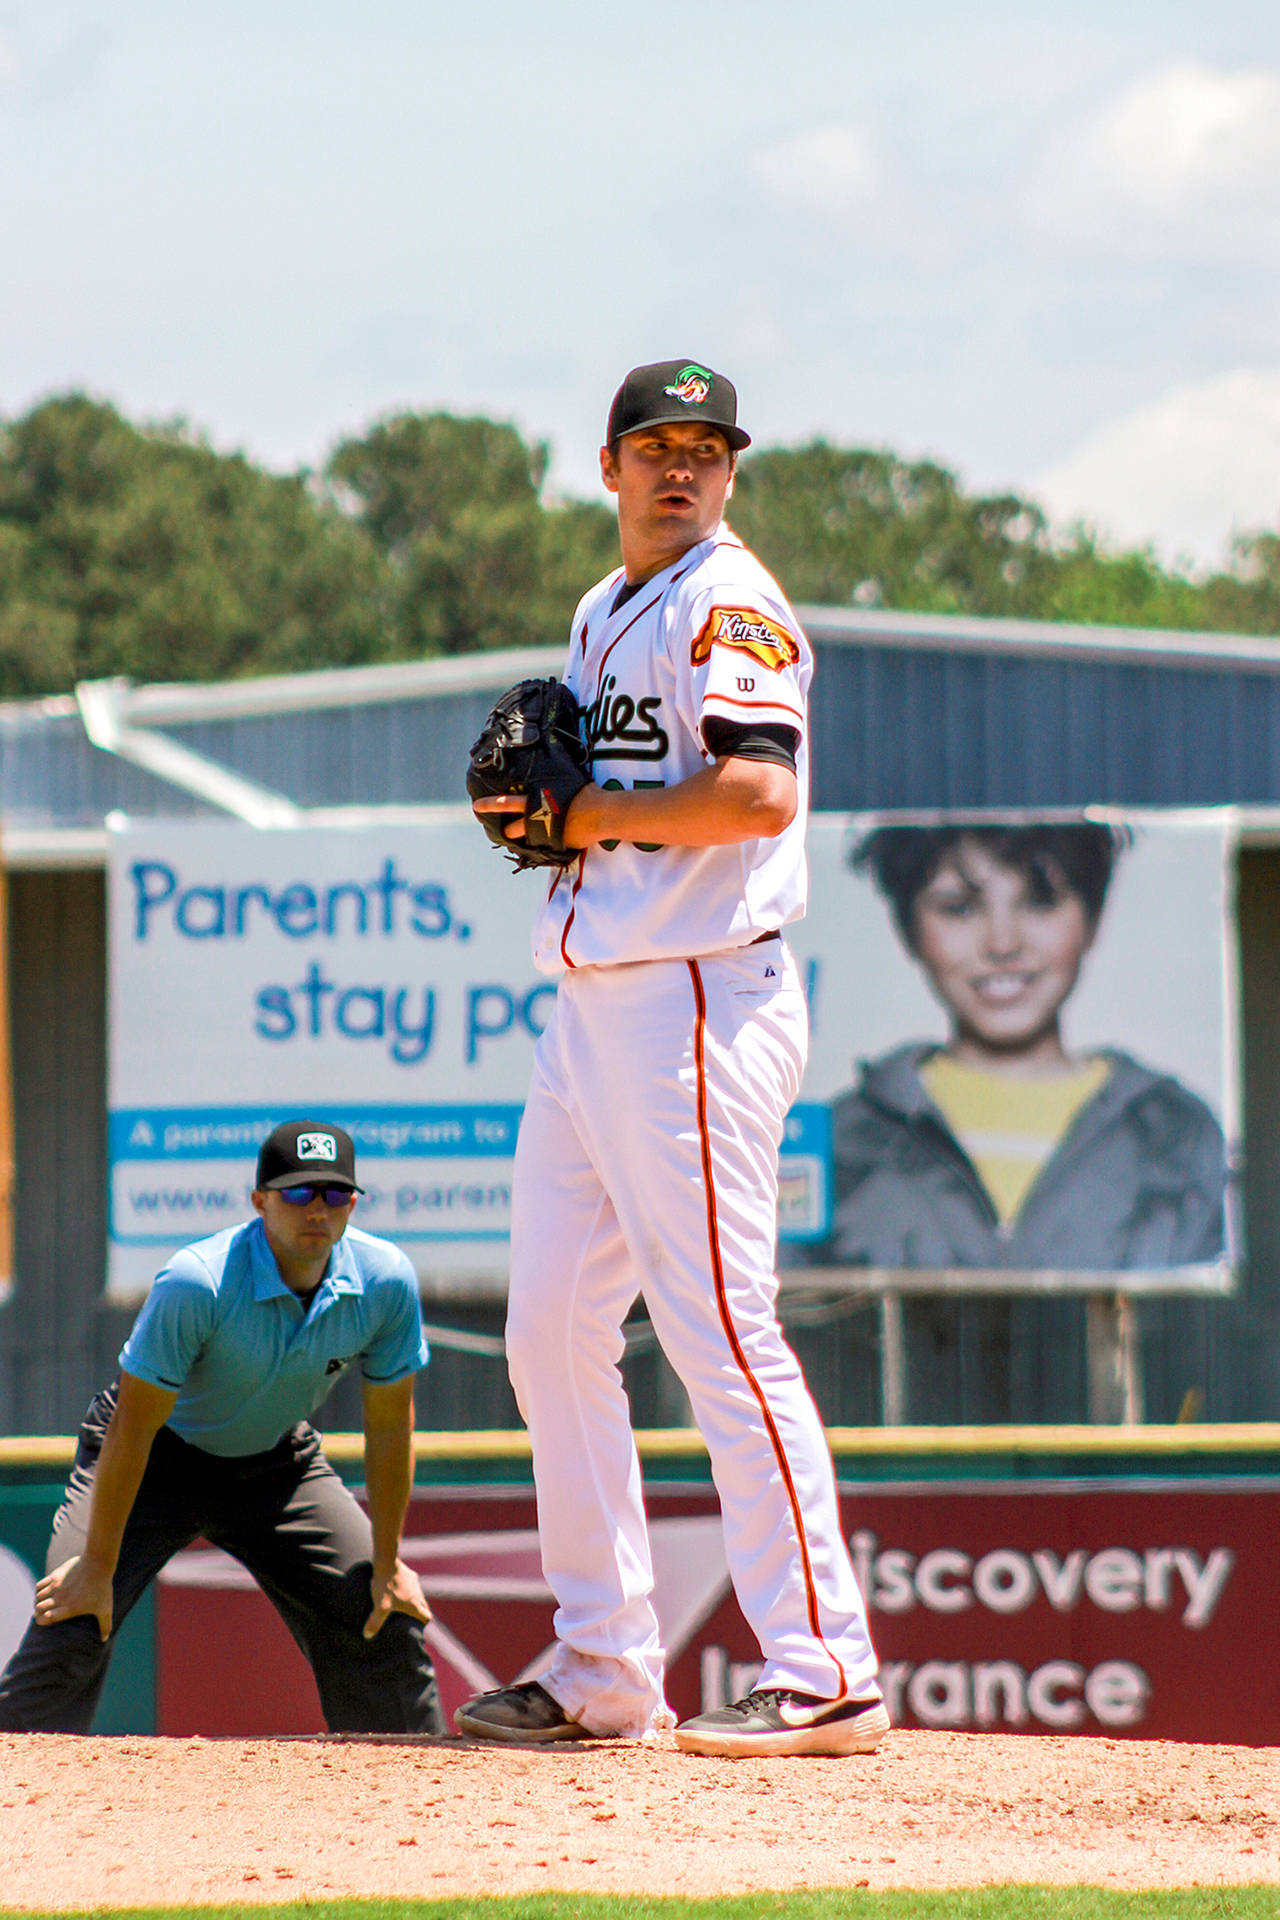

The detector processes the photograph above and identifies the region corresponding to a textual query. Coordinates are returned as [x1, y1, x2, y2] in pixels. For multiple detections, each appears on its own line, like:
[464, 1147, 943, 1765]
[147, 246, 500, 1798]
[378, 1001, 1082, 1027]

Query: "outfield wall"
[4, 1425, 1278, 1744]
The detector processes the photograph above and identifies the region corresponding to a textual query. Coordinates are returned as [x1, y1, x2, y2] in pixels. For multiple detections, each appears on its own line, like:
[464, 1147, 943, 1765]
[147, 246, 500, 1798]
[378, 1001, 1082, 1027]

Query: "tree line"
[0, 391, 1276, 698]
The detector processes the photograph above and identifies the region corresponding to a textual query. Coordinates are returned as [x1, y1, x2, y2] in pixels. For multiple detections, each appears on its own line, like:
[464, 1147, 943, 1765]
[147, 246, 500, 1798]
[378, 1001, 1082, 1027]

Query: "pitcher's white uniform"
[533, 526, 810, 970]
[506, 522, 880, 1736]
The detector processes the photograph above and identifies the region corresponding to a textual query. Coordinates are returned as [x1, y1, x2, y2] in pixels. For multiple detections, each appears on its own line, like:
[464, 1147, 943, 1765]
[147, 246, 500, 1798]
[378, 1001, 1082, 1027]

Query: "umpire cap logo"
[297, 1132, 338, 1162]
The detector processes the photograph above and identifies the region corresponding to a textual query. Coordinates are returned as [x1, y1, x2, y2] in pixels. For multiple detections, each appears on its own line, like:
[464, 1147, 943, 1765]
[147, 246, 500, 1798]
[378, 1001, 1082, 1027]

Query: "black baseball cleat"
[454, 1680, 610, 1744]
[674, 1687, 891, 1757]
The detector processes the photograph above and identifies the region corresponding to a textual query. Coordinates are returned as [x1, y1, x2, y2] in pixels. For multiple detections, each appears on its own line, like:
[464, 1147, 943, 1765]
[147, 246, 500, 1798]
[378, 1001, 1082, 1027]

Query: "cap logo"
[296, 1132, 337, 1162]
[663, 364, 713, 406]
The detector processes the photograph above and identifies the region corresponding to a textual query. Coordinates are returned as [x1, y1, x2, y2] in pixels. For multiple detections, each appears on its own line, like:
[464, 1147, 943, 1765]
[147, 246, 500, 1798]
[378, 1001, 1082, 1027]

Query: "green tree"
[728, 438, 1280, 638]
[1203, 532, 1280, 635]
[0, 394, 388, 695]
[533, 497, 619, 640]
[325, 412, 617, 655]
[727, 443, 1053, 614]
[1, 398, 1276, 699]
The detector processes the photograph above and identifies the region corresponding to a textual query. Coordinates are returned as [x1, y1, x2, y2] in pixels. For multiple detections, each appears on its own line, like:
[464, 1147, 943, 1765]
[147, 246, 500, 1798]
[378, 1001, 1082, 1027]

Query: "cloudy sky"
[2, 1, 1279, 571]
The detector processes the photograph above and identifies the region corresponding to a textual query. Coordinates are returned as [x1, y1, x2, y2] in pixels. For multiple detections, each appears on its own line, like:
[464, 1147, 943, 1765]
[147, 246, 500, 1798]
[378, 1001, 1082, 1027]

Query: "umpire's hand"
[364, 1557, 433, 1640]
[34, 1554, 114, 1643]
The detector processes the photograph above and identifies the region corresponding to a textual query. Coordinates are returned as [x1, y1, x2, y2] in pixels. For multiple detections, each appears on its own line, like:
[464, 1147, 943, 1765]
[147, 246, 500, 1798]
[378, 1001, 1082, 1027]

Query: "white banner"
[107, 811, 1237, 1300]
[108, 819, 555, 1297]
[784, 810, 1237, 1289]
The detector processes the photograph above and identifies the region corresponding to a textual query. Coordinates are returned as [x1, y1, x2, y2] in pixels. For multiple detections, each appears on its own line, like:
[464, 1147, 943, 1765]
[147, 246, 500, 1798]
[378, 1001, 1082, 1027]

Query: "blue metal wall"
[804, 630, 1280, 812]
[166, 690, 499, 810]
[6, 614, 1280, 826]
[0, 705, 207, 827]
[112, 641, 1280, 817]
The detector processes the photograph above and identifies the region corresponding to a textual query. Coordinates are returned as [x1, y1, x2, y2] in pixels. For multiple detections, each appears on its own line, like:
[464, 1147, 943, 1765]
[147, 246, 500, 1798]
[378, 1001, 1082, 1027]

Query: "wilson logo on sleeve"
[691, 606, 801, 673]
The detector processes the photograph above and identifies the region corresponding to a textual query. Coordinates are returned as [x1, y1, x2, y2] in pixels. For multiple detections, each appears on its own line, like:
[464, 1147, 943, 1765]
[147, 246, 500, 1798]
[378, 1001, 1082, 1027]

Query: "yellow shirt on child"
[921, 1053, 1112, 1224]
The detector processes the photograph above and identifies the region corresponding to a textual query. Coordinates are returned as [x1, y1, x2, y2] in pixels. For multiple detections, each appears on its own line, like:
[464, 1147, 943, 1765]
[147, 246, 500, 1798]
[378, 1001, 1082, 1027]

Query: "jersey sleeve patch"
[691, 605, 801, 674]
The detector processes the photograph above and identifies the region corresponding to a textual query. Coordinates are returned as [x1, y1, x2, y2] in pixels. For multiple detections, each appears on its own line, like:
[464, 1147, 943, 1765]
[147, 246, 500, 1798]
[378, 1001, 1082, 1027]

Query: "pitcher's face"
[601, 422, 734, 577]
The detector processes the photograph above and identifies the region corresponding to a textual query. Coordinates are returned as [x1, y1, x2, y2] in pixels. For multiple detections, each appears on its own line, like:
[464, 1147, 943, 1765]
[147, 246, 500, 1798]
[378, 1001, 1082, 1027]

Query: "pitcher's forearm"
[564, 761, 797, 849]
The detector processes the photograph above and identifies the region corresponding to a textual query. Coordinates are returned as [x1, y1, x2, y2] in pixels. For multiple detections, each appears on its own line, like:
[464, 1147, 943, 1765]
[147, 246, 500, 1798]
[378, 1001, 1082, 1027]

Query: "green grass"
[5, 1893, 1277, 1920]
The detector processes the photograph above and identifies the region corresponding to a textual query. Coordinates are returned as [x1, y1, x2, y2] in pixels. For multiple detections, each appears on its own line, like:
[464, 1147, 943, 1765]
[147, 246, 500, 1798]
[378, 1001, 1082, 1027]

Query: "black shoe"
[454, 1681, 605, 1744]
[674, 1688, 890, 1757]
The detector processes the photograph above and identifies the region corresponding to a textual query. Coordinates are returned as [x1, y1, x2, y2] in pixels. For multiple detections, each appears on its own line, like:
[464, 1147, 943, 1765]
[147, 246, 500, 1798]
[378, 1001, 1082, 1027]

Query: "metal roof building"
[12, 608, 1280, 838]
[4, 606, 1280, 1436]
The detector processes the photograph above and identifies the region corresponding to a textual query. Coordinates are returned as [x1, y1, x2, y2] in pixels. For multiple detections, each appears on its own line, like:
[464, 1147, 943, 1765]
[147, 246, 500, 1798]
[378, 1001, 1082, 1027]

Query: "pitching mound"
[2, 1729, 1278, 1906]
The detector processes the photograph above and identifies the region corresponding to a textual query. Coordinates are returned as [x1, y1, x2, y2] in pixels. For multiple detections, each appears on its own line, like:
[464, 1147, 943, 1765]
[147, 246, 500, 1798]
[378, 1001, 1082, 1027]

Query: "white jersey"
[531, 523, 812, 974]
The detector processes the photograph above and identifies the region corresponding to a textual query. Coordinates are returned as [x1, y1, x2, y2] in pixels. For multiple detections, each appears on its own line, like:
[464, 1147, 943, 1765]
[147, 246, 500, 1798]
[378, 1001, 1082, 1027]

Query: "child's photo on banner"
[785, 812, 1236, 1284]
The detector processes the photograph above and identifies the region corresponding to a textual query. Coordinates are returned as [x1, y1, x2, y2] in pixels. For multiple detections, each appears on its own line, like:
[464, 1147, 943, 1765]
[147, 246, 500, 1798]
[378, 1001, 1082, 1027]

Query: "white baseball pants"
[506, 940, 880, 1737]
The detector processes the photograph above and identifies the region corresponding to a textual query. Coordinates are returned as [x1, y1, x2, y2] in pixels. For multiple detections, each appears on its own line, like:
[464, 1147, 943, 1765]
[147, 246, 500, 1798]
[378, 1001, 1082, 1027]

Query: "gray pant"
[0, 1383, 443, 1735]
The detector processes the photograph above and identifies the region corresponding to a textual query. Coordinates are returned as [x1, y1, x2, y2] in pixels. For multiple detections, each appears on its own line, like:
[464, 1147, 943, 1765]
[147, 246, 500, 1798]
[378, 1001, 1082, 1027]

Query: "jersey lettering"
[691, 605, 801, 673]
[585, 678, 670, 762]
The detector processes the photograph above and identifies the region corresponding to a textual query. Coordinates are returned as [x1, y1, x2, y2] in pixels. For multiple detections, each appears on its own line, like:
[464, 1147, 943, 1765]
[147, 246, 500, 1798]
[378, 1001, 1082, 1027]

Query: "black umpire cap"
[255, 1121, 364, 1193]
[606, 359, 751, 451]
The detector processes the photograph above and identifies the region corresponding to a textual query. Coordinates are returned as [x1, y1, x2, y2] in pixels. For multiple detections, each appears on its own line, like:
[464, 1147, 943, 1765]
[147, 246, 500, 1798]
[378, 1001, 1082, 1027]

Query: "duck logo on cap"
[663, 364, 713, 406]
[297, 1132, 338, 1162]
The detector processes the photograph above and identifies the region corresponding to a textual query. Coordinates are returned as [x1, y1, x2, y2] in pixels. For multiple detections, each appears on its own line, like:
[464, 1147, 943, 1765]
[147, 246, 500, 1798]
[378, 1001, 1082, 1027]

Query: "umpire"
[0, 1120, 443, 1735]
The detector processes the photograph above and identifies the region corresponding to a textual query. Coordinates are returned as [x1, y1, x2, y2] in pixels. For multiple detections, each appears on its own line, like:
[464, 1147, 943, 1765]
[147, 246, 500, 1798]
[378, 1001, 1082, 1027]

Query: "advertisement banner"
[153, 1478, 1279, 1744]
[107, 810, 1237, 1299]
[105, 818, 850, 1298]
[783, 810, 1237, 1291]
[108, 819, 546, 1297]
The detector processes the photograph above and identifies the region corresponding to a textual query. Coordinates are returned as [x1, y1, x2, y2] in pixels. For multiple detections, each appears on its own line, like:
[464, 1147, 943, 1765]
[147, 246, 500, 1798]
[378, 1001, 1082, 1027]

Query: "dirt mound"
[2, 1729, 1277, 1906]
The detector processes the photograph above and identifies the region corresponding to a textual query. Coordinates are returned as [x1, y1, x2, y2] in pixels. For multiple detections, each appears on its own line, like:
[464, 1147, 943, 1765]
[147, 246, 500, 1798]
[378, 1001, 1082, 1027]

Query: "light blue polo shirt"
[119, 1217, 428, 1457]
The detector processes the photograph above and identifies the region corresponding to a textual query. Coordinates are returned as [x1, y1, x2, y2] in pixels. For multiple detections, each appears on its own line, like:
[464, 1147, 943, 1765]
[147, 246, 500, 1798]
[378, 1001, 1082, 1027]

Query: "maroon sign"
[154, 1478, 1279, 1745]
[690, 1481, 1274, 1745]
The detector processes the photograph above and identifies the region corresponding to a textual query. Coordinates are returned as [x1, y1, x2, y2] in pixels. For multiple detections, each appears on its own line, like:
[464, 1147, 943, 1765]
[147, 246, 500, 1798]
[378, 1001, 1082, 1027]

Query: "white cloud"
[1030, 367, 1280, 570]
[1027, 62, 1280, 258]
[753, 124, 877, 216]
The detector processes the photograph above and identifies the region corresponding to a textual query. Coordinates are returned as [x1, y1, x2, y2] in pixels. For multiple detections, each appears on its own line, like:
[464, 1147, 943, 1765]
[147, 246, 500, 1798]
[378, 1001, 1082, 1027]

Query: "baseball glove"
[466, 676, 592, 870]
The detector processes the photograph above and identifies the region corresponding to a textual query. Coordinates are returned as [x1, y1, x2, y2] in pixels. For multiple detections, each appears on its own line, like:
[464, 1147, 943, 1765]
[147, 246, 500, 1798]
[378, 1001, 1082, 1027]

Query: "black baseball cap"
[606, 359, 751, 452]
[255, 1120, 363, 1193]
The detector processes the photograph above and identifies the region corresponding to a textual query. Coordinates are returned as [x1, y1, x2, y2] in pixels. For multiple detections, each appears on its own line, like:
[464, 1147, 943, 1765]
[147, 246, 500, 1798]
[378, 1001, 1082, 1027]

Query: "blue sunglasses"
[277, 1184, 356, 1208]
